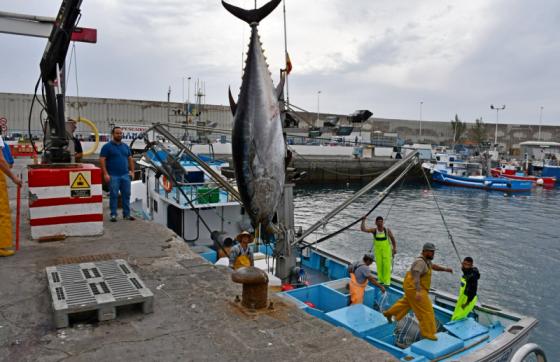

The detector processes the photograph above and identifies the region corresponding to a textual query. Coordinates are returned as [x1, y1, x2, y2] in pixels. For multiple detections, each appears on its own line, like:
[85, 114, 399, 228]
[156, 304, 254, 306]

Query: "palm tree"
[469, 118, 487, 146]
[450, 114, 467, 145]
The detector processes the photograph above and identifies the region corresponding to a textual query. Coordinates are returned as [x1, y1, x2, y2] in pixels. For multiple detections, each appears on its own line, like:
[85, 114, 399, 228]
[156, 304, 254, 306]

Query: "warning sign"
[69, 171, 91, 197]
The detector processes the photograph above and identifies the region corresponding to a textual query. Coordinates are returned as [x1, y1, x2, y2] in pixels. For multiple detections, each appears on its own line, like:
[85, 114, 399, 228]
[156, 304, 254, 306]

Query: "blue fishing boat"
[422, 155, 532, 193]
[131, 127, 545, 361]
[429, 169, 533, 193]
[278, 245, 538, 362]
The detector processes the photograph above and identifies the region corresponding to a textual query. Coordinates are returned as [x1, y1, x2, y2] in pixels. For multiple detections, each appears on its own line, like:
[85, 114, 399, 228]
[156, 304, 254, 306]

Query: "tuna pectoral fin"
[276, 71, 285, 100]
[228, 86, 237, 116]
[222, 0, 281, 25]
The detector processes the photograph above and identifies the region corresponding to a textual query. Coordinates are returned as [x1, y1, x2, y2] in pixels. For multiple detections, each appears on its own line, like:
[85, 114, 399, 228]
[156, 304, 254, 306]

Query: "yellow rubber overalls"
[451, 276, 478, 321]
[373, 228, 392, 285]
[383, 257, 437, 340]
[0, 173, 13, 255]
[233, 245, 252, 270]
[349, 264, 368, 304]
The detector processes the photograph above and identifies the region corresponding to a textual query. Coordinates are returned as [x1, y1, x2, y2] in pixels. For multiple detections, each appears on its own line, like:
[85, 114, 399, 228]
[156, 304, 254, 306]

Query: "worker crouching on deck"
[451, 257, 480, 321]
[348, 254, 386, 304]
[229, 231, 255, 269]
[383, 243, 453, 340]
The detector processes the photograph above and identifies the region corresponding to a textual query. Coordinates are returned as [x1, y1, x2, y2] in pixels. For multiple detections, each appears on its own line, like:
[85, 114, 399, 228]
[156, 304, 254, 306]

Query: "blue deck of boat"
[279, 279, 505, 362]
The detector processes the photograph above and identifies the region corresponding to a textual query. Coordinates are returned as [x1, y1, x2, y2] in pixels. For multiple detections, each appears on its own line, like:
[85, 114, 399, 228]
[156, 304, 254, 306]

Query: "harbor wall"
[1, 92, 558, 148]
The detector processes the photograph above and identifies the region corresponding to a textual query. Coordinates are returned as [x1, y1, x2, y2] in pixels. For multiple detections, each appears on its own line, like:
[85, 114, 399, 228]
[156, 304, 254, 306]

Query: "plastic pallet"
[46, 259, 154, 328]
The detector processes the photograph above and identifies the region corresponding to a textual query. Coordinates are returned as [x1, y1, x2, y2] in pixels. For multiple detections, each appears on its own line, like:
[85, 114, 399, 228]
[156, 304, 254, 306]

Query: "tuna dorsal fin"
[228, 86, 237, 115]
[222, 0, 282, 25]
[276, 70, 286, 100]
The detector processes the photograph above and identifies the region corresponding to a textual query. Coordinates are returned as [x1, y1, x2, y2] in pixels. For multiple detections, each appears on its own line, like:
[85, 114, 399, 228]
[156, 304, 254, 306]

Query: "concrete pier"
[0, 160, 395, 361]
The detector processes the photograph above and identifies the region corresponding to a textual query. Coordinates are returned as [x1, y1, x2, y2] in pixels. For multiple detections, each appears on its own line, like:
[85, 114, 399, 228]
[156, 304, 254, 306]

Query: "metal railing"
[510, 343, 547, 362]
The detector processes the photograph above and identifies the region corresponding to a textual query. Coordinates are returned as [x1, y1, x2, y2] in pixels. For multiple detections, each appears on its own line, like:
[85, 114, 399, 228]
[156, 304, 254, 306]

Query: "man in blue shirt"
[100, 127, 135, 222]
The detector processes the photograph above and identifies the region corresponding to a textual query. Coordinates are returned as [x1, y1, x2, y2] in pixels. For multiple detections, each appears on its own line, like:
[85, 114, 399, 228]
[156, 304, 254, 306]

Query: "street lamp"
[419, 101, 423, 139]
[167, 86, 171, 123]
[186, 76, 192, 122]
[490, 104, 505, 150]
[317, 90, 321, 125]
[538, 106, 544, 141]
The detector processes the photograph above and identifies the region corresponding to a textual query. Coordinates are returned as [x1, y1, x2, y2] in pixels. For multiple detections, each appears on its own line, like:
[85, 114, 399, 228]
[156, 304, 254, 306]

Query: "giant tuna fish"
[222, 0, 286, 229]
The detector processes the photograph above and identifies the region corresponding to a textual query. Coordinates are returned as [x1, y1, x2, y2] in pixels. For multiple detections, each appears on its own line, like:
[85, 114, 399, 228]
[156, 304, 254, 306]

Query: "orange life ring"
[162, 175, 173, 192]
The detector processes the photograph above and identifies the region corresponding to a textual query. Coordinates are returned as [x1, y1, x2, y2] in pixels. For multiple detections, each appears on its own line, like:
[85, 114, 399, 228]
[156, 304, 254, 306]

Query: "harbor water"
[294, 182, 559, 359]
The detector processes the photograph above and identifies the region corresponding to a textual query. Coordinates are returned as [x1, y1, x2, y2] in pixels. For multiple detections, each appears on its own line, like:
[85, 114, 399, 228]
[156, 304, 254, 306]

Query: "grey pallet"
[46, 259, 154, 328]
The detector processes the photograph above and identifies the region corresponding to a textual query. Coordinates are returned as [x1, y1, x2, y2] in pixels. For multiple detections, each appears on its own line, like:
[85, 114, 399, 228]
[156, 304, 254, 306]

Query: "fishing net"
[394, 314, 445, 348]
[394, 314, 422, 348]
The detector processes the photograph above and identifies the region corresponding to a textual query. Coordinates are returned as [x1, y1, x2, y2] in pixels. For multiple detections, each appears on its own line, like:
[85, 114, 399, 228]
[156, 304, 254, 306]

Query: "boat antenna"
[420, 166, 462, 263]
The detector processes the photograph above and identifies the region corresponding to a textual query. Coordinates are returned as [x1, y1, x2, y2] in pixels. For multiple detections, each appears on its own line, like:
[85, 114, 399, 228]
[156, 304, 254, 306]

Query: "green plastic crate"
[197, 187, 220, 204]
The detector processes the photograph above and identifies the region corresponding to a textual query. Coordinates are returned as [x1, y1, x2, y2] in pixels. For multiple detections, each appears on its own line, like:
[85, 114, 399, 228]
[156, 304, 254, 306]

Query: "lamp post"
[538, 106, 544, 140]
[167, 86, 171, 123]
[490, 104, 505, 150]
[316, 90, 321, 126]
[186, 76, 191, 123]
[419, 101, 423, 140]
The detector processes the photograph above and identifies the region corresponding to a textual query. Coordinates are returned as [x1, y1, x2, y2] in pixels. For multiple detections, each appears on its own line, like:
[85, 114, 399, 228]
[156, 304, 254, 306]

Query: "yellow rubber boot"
[0, 249, 14, 257]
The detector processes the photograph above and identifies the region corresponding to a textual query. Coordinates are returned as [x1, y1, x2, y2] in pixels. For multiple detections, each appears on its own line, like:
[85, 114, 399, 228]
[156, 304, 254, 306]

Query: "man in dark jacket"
[451, 256, 480, 321]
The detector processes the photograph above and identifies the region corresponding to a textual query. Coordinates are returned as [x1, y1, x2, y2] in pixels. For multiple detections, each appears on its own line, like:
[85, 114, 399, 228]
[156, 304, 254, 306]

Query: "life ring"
[161, 175, 173, 192]
[76, 116, 99, 156]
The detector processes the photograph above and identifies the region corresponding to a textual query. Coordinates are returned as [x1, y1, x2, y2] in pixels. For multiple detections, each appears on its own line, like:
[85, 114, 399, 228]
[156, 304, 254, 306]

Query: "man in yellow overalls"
[383, 243, 453, 340]
[451, 256, 480, 321]
[0, 137, 22, 257]
[348, 254, 386, 304]
[228, 231, 255, 269]
[360, 216, 397, 286]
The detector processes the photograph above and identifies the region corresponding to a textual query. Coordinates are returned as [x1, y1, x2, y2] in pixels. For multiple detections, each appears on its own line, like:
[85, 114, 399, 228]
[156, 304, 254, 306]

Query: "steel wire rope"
[420, 166, 462, 263]
[300, 160, 416, 250]
[366, 169, 409, 255]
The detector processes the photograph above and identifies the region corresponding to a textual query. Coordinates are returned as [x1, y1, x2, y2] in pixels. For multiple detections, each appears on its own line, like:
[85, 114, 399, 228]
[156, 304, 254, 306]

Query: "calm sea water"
[293, 182, 559, 359]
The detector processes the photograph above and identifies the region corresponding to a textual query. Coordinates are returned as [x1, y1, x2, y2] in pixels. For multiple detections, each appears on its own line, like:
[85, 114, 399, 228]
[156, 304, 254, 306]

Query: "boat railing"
[161, 180, 237, 207]
[510, 343, 547, 362]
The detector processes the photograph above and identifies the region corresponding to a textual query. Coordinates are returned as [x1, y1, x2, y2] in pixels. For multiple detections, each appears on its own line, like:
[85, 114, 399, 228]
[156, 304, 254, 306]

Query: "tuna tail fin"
[276, 70, 286, 100]
[228, 86, 237, 115]
[222, 0, 282, 25]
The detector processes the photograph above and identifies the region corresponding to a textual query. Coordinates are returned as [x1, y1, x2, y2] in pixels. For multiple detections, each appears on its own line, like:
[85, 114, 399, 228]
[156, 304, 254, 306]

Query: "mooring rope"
[420, 166, 462, 263]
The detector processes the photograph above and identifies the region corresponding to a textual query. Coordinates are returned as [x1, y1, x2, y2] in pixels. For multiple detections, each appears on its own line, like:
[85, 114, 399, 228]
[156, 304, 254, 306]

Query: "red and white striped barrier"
[28, 164, 103, 239]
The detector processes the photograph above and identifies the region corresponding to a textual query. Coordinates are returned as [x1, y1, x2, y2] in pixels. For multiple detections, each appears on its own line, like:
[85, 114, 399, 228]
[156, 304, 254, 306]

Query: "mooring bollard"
[231, 267, 269, 309]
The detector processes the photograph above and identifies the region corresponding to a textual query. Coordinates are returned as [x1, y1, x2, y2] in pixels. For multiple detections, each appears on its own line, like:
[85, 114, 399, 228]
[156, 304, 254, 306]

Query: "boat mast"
[282, 0, 289, 107]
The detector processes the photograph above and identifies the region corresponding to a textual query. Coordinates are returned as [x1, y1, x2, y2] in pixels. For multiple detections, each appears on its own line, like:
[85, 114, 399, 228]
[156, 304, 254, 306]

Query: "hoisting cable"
[299, 159, 416, 250]
[384, 168, 408, 222]
[146, 140, 230, 258]
[295, 151, 419, 245]
[420, 165, 462, 263]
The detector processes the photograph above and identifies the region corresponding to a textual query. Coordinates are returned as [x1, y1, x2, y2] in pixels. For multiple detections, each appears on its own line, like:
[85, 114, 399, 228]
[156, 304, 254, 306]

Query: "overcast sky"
[1, 0, 558, 125]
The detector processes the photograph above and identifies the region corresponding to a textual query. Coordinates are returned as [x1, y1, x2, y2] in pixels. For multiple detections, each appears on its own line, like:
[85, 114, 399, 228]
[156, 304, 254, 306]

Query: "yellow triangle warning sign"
[70, 172, 91, 189]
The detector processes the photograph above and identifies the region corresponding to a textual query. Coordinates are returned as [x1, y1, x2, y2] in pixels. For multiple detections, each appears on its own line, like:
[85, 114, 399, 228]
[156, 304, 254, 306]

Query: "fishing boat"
[278, 245, 538, 362]
[490, 165, 556, 188]
[422, 154, 532, 193]
[127, 134, 544, 360]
